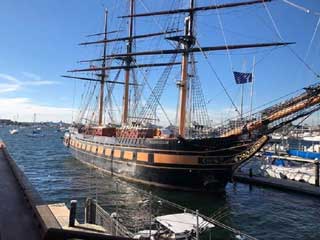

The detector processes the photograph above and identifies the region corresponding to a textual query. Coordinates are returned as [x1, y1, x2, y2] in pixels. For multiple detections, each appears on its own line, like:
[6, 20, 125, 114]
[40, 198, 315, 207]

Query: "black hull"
[65, 131, 269, 191]
[69, 147, 232, 191]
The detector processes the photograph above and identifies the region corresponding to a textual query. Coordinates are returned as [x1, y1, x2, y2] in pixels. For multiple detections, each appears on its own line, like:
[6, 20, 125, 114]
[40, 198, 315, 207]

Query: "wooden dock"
[0, 142, 133, 240]
[233, 171, 320, 197]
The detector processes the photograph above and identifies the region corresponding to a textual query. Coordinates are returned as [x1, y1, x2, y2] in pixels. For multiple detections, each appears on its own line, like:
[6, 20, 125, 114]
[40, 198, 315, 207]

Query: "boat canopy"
[287, 149, 320, 160]
[155, 213, 214, 234]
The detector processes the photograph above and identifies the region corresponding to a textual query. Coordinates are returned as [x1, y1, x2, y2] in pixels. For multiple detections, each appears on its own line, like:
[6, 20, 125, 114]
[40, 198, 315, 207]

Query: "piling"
[85, 198, 97, 224]
[196, 210, 199, 240]
[315, 161, 319, 187]
[69, 200, 77, 227]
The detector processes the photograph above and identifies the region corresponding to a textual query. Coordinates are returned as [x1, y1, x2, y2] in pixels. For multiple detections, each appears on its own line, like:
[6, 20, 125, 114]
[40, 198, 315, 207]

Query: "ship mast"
[98, 9, 108, 126]
[66, 0, 294, 133]
[178, 0, 195, 137]
[122, 0, 135, 125]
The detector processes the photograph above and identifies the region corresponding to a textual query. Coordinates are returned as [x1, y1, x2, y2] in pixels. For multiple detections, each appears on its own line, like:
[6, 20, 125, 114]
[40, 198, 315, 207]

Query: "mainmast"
[98, 9, 108, 126]
[178, 0, 195, 137]
[122, 0, 135, 125]
[65, 0, 293, 132]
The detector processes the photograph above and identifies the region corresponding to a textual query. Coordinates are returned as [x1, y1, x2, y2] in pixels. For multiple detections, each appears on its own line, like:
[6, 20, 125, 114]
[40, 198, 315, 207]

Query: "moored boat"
[9, 129, 19, 135]
[63, 0, 320, 191]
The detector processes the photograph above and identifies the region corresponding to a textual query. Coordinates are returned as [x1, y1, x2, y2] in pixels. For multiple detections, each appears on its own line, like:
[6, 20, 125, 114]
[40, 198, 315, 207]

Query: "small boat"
[260, 155, 319, 185]
[26, 129, 45, 138]
[134, 212, 214, 240]
[287, 149, 320, 160]
[303, 135, 320, 142]
[270, 133, 288, 140]
[9, 129, 19, 135]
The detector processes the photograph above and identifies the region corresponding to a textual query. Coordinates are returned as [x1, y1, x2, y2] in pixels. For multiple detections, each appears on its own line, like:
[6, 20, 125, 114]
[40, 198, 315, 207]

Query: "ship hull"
[65, 132, 268, 191]
[69, 146, 232, 191]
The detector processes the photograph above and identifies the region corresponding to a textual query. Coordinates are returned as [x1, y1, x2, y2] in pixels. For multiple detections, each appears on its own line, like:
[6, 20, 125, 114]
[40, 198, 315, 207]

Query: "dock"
[0, 142, 41, 239]
[233, 172, 320, 197]
[0, 142, 133, 240]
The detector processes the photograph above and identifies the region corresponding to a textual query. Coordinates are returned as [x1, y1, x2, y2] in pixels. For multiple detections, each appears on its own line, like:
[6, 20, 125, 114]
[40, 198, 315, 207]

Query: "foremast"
[178, 0, 195, 137]
[98, 9, 109, 126]
[122, 0, 135, 125]
[65, 0, 294, 133]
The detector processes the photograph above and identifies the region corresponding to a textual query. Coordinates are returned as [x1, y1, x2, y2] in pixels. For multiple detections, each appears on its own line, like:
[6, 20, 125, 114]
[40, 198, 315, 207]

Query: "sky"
[0, 0, 319, 124]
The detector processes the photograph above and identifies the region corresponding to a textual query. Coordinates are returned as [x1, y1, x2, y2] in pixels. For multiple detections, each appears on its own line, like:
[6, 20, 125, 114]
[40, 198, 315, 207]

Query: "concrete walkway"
[0, 150, 40, 240]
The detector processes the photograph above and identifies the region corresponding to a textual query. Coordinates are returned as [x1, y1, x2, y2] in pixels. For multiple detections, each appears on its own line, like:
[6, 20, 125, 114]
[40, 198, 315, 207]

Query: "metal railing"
[85, 198, 134, 238]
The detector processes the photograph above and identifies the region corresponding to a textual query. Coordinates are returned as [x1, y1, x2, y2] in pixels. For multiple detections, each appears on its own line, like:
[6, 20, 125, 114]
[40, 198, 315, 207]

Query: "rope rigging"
[281, 0, 320, 16]
[189, 53, 211, 137]
[305, 16, 320, 62]
[136, 53, 178, 126]
[262, 1, 320, 79]
[213, 0, 234, 72]
[195, 39, 242, 116]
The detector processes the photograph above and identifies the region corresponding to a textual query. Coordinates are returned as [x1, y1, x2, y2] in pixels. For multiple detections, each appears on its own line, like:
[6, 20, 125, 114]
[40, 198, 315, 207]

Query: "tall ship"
[64, 0, 320, 191]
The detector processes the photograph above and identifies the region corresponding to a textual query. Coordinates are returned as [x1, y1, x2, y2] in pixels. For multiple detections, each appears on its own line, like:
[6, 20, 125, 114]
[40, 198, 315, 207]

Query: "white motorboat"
[134, 213, 214, 240]
[303, 135, 320, 142]
[9, 129, 19, 135]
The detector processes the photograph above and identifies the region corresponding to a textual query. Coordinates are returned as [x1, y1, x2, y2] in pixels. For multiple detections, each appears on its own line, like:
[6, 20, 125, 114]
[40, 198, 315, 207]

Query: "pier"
[0, 142, 41, 239]
[234, 172, 320, 197]
[0, 142, 132, 240]
[233, 155, 320, 197]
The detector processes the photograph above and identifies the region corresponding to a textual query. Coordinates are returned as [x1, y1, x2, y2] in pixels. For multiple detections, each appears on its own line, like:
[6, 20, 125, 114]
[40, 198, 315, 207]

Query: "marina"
[0, 0, 320, 239]
[0, 127, 320, 239]
[0, 130, 256, 240]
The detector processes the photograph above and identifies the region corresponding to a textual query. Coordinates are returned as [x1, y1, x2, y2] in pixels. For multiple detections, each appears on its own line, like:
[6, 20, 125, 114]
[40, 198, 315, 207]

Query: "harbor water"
[1, 127, 319, 240]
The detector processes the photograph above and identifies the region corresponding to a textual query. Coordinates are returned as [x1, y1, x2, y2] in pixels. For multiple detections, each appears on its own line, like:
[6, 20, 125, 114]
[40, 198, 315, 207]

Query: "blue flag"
[233, 71, 253, 84]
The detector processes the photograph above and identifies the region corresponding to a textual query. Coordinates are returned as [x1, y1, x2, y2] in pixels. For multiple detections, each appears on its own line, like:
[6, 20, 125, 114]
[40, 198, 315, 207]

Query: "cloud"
[0, 72, 58, 93]
[22, 72, 41, 81]
[22, 71, 58, 85]
[0, 97, 73, 122]
[24, 80, 58, 86]
[0, 83, 20, 93]
[0, 73, 20, 83]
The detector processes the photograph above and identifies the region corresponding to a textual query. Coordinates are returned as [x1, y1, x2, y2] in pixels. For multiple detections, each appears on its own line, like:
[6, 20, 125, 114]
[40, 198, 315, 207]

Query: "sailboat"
[27, 113, 44, 138]
[63, 0, 320, 191]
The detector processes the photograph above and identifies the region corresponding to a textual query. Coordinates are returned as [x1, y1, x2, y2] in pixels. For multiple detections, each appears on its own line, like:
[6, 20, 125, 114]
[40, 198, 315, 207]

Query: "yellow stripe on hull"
[124, 151, 133, 160]
[154, 153, 198, 165]
[114, 149, 121, 158]
[137, 152, 148, 162]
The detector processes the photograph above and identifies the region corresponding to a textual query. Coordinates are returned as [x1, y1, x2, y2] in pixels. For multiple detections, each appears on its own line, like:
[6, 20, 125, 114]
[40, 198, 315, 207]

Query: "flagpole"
[249, 56, 256, 120]
[240, 60, 247, 121]
[240, 84, 244, 120]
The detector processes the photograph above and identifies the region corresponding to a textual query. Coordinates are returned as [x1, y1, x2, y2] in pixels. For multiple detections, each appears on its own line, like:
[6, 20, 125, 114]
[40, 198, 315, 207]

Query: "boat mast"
[98, 9, 108, 126]
[178, 0, 195, 137]
[122, 0, 135, 125]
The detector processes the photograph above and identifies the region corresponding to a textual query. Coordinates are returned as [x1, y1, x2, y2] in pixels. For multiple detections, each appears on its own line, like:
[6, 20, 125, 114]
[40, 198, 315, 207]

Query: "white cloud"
[0, 72, 58, 93]
[0, 73, 20, 83]
[0, 83, 21, 93]
[24, 80, 58, 86]
[0, 97, 73, 122]
[22, 72, 41, 81]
